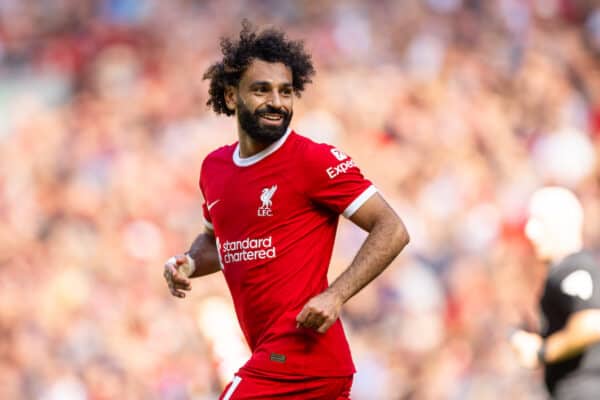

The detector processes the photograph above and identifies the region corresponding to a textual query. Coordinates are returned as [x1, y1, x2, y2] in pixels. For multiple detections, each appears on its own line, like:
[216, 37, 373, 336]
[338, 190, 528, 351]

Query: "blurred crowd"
[2, 0, 600, 399]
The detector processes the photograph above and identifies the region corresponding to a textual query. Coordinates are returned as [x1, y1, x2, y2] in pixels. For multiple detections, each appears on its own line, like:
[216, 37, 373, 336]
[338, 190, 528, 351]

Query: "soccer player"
[162, 22, 409, 399]
[511, 186, 600, 399]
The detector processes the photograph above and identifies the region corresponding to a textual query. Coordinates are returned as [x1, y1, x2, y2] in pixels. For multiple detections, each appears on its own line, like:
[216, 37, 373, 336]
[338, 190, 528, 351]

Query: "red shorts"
[219, 369, 353, 400]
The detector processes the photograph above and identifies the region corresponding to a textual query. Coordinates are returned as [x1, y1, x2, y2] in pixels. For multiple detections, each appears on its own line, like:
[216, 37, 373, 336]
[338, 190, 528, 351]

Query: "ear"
[225, 85, 237, 112]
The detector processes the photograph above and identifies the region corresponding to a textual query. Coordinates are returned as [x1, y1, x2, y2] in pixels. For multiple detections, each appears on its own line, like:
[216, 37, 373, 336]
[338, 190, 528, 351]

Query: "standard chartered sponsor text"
[221, 236, 276, 263]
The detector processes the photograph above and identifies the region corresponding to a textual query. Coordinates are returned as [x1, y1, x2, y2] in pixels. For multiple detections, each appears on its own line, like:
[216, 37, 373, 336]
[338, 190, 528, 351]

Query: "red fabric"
[590, 105, 600, 139]
[200, 130, 373, 377]
[219, 370, 353, 400]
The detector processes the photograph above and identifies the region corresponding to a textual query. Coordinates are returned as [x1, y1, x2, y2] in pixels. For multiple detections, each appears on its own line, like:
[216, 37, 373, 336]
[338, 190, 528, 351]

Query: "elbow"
[393, 220, 410, 252]
[400, 226, 410, 250]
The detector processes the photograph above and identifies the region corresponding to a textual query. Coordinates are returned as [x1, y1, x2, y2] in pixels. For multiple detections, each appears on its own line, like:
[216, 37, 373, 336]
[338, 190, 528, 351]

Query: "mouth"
[258, 113, 285, 125]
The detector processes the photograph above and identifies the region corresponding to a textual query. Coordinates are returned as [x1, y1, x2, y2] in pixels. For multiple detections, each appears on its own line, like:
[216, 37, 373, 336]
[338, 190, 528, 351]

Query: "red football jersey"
[199, 128, 376, 377]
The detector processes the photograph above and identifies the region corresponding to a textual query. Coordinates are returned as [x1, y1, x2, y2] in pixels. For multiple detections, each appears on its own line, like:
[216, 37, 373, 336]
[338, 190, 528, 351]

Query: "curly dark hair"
[203, 20, 315, 116]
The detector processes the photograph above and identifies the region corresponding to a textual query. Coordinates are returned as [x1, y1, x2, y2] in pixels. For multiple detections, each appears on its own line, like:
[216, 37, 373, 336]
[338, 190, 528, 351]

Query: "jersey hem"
[241, 361, 356, 379]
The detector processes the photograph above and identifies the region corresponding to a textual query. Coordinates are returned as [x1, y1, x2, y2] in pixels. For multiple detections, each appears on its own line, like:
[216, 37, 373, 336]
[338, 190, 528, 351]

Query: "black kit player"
[511, 186, 600, 399]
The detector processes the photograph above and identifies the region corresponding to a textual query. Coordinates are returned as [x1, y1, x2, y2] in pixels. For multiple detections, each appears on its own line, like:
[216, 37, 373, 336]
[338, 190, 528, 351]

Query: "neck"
[238, 129, 271, 158]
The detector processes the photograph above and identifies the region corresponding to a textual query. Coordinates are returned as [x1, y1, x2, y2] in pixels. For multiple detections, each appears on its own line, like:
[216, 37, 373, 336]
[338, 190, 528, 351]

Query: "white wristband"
[181, 253, 196, 277]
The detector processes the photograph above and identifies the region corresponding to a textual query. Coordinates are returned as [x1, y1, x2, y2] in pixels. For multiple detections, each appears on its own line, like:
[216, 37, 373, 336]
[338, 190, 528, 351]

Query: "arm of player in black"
[295, 193, 409, 333]
[541, 309, 600, 363]
[511, 265, 600, 367]
[163, 228, 222, 299]
[540, 264, 600, 364]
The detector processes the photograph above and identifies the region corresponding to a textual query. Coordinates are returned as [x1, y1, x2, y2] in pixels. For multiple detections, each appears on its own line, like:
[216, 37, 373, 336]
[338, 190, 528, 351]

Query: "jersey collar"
[233, 127, 292, 167]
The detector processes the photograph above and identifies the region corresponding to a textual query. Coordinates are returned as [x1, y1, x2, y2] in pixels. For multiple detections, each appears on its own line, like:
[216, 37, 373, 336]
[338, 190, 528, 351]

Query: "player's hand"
[163, 255, 193, 299]
[296, 290, 343, 333]
[509, 329, 543, 369]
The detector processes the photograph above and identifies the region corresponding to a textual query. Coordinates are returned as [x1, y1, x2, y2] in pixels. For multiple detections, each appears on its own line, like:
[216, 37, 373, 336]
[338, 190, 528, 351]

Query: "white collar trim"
[233, 127, 292, 167]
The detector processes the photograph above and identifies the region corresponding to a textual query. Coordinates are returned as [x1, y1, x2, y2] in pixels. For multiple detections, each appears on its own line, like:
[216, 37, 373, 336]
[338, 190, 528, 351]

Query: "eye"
[280, 87, 293, 97]
[255, 86, 268, 94]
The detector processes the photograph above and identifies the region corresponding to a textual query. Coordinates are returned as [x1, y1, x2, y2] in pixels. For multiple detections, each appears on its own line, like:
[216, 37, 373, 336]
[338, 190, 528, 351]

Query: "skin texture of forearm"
[545, 331, 588, 363]
[545, 310, 600, 363]
[328, 217, 409, 304]
[186, 231, 222, 278]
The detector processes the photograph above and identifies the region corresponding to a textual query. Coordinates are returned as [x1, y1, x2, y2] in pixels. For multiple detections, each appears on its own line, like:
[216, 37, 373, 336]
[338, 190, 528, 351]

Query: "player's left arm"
[296, 193, 409, 333]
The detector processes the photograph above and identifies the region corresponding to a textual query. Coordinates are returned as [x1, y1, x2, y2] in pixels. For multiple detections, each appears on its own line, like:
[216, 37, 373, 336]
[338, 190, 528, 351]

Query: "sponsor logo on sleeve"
[326, 159, 356, 179]
[330, 148, 348, 161]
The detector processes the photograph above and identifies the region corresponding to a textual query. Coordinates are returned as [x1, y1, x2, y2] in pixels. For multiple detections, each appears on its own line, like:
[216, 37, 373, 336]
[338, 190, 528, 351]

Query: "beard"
[237, 99, 292, 145]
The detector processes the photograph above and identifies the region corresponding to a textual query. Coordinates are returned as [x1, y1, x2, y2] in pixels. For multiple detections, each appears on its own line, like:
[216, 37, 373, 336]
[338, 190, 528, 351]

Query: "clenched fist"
[510, 329, 543, 369]
[296, 290, 344, 333]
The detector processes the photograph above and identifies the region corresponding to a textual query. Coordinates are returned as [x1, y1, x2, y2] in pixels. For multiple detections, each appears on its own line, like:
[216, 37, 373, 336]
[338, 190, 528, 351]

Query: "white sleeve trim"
[203, 217, 214, 231]
[223, 376, 242, 400]
[342, 185, 378, 218]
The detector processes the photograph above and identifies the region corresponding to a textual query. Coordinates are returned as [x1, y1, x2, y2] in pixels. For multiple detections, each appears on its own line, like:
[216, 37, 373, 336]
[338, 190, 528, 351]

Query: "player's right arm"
[163, 228, 221, 298]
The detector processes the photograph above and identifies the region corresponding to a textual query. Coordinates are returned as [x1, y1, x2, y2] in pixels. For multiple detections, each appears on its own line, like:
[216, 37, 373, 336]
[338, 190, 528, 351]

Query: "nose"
[267, 89, 282, 108]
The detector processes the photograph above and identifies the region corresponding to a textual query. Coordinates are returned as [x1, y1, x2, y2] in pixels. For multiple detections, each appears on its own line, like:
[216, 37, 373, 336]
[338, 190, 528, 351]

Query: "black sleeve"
[557, 263, 600, 313]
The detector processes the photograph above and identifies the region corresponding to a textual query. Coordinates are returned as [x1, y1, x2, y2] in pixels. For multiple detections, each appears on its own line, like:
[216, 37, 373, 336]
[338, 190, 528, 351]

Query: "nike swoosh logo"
[207, 199, 220, 211]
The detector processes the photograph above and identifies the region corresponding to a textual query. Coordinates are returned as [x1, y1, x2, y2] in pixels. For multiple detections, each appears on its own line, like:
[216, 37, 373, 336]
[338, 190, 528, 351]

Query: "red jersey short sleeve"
[199, 165, 215, 231]
[198, 130, 375, 378]
[301, 142, 376, 218]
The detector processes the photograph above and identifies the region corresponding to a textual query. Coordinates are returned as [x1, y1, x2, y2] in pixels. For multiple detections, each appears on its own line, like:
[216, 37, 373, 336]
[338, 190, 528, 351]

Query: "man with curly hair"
[163, 21, 409, 399]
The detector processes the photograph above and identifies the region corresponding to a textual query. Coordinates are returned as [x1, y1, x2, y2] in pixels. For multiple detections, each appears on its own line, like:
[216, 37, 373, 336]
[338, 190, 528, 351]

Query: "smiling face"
[226, 59, 294, 144]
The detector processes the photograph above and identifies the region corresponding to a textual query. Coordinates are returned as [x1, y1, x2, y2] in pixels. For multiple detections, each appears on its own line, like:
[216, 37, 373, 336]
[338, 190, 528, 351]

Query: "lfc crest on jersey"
[258, 185, 277, 216]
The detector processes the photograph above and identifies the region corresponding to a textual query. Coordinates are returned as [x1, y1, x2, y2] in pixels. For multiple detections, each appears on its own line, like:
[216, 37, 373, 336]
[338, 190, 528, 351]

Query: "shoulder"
[205, 143, 236, 162]
[555, 252, 599, 277]
[202, 143, 236, 168]
[290, 131, 351, 168]
[552, 252, 599, 301]
[200, 143, 237, 187]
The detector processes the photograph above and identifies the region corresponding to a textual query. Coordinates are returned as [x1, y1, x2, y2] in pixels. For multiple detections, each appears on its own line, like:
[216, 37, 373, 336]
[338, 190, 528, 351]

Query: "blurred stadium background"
[1, 0, 600, 399]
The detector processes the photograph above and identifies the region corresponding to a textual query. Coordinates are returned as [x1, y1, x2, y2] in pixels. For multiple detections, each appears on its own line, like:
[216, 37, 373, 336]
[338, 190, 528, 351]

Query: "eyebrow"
[250, 81, 293, 88]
